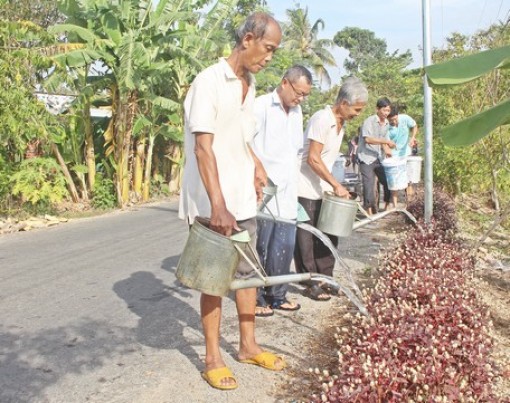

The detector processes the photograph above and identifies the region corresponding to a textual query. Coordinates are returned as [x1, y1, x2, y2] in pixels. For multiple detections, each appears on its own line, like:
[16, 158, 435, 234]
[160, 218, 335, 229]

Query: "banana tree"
[49, 0, 198, 205]
[424, 44, 510, 146]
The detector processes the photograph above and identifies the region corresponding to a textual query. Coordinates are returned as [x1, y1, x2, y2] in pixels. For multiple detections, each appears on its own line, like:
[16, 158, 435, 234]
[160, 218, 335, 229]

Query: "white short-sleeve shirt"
[298, 105, 345, 200]
[252, 90, 304, 219]
[178, 58, 257, 223]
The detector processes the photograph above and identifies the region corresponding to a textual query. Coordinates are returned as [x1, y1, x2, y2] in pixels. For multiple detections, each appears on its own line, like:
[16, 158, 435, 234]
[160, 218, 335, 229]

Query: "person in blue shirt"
[387, 105, 418, 205]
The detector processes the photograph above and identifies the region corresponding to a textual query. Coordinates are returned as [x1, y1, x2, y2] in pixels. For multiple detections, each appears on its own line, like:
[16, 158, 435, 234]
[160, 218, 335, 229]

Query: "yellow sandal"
[201, 367, 238, 390]
[239, 351, 286, 371]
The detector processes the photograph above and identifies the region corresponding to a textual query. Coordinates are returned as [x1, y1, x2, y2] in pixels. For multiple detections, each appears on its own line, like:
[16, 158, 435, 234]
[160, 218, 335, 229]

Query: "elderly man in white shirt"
[179, 12, 284, 390]
[295, 76, 368, 302]
[251, 65, 312, 317]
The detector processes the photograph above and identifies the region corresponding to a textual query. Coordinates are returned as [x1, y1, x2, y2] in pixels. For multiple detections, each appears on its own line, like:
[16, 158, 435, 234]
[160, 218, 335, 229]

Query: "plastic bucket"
[406, 156, 423, 184]
[382, 157, 408, 190]
[317, 192, 358, 237]
[176, 217, 246, 297]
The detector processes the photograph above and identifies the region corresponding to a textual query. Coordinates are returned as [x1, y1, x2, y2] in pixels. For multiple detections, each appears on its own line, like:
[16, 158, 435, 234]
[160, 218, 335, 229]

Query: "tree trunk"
[50, 143, 80, 203]
[168, 142, 182, 194]
[490, 168, 500, 211]
[142, 134, 155, 201]
[114, 90, 138, 206]
[77, 173, 89, 201]
[83, 101, 96, 192]
[133, 134, 146, 201]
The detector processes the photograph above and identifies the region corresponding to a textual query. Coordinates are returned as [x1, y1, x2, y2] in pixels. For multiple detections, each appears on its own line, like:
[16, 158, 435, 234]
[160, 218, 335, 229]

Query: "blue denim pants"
[255, 217, 297, 305]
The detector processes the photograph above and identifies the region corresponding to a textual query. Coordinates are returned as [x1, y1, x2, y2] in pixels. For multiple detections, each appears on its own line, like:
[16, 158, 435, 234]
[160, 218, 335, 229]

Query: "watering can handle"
[233, 243, 267, 281]
[356, 202, 374, 220]
[258, 178, 280, 219]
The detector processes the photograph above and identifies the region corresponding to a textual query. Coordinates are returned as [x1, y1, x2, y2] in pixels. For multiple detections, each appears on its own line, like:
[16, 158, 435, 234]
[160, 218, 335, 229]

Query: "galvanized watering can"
[256, 191, 417, 238]
[175, 216, 335, 297]
[317, 191, 417, 237]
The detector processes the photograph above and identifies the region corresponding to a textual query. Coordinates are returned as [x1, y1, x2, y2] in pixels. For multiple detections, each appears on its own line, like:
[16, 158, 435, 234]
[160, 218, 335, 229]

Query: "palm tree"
[282, 6, 336, 87]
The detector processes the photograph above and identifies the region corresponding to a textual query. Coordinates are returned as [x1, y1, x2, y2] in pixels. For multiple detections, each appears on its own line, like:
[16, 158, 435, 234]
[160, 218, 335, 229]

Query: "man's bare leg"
[201, 293, 236, 387]
[406, 184, 414, 203]
[235, 288, 285, 369]
[391, 190, 398, 209]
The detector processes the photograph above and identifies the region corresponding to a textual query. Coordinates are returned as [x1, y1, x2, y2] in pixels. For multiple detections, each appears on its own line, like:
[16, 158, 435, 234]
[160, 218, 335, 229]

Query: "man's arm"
[409, 124, 418, 147]
[364, 136, 396, 148]
[307, 140, 350, 198]
[194, 132, 239, 236]
[248, 145, 267, 202]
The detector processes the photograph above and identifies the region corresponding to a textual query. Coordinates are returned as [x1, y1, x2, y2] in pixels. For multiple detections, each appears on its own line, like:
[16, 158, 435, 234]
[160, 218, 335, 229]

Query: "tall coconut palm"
[282, 6, 336, 87]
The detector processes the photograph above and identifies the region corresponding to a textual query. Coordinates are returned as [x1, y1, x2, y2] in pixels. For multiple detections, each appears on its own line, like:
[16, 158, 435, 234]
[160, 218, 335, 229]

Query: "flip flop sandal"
[271, 299, 301, 311]
[255, 305, 274, 317]
[304, 285, 331, 301]
[239, 351, 286, 371]
[201, 367, 238, 390]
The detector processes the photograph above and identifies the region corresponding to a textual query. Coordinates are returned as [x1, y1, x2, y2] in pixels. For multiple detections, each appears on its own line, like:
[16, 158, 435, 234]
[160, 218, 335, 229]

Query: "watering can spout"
[352, 208, 417, 230]
[230, 273, 313, 290]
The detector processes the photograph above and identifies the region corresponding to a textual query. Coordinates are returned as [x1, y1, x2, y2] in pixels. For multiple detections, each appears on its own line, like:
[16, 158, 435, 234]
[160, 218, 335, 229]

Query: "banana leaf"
[425, 45, 510, 86]
[424, 45, 510, 146]
[441, 98, 510, 146]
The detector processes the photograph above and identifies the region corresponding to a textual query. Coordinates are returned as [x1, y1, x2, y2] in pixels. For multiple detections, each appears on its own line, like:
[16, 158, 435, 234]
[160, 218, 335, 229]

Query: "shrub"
[311, 223, 501, 402]
[10, 157, 68, 205]
[0, 155, 12, 212]
[92, 176, 116, 210]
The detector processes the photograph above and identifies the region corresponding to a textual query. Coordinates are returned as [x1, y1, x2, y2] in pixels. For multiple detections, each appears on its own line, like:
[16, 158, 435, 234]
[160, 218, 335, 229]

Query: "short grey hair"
[235, 12, 279, 45]
[335, 76, 368, 105]
[283, 65, 313, 85]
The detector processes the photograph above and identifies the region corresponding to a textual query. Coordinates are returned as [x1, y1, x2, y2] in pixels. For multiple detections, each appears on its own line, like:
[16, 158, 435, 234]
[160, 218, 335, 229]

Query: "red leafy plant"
[310, 224, 506, 402]
[407, 187, 457, 233]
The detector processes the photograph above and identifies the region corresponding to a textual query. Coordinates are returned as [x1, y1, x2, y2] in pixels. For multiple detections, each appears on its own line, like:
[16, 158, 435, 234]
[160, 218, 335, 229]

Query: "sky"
[265, 0, 509, 83]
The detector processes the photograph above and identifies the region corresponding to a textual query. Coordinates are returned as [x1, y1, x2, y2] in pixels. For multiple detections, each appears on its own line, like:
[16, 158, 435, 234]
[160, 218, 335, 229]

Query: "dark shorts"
[235, 217, 258, 279]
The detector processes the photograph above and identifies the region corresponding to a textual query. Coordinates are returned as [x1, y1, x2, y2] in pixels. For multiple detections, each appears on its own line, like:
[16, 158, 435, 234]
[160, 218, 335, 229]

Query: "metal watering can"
[256, 191, 417, 238]
[316, 191, 417, 237]
[175, 216, 337, 297]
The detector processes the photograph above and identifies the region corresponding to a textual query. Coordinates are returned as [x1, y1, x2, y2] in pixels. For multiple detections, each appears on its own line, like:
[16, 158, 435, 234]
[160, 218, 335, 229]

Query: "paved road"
[1, 200, 262, 403]
[0, 199, 387, 403]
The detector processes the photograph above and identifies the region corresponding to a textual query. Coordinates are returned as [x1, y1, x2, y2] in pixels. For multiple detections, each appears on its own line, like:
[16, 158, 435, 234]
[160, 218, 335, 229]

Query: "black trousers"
[294, 197, 338, 282]
[359, 160, 390, 211]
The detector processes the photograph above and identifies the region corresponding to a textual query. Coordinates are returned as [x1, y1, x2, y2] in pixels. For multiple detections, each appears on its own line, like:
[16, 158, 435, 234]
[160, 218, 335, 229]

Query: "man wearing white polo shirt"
[179, 12, 283, 390]
[251, 65, 312, 316]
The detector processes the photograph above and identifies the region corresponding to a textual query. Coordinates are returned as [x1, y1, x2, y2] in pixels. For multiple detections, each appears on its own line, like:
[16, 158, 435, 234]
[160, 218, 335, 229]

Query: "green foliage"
[0, 154, 12, 212]
[10, 157, 69, 205]
[0, 20, 59, 159]
[91, 175, 116, 210]
[150, 173, 170, 197]
[429, 24, 510, 207]
[1, 0, 64, 28]
[334, 27, 388, 74]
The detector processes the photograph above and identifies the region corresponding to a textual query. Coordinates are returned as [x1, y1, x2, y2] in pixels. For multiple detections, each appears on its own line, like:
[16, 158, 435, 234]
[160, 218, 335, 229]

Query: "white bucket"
[382, 157, 408, 190]
[331, 155, 346, 183]
[406, 156, 423, 183]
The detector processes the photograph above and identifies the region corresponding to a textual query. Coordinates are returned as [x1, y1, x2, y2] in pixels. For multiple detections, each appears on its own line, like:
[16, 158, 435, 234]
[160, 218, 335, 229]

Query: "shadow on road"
[144, 205, 179, 213]
[0, 321, 135, 403]
[113, 271, 237, 373]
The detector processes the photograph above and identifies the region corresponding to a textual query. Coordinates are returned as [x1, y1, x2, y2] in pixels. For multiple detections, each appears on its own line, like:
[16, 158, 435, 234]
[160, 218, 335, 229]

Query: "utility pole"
[422, 0, 434, 223]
